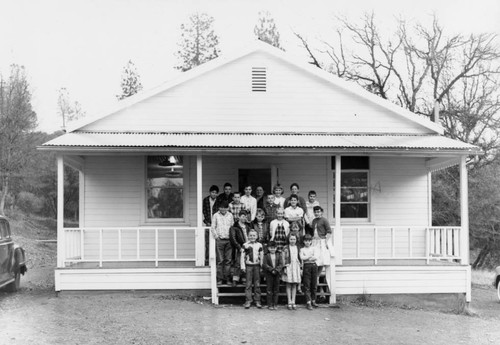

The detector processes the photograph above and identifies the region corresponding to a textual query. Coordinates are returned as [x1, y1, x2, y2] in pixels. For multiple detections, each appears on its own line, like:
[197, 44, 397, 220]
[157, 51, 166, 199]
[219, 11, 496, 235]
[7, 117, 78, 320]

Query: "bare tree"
[0, 65, 37, 215]
[58, 87, 85, 131]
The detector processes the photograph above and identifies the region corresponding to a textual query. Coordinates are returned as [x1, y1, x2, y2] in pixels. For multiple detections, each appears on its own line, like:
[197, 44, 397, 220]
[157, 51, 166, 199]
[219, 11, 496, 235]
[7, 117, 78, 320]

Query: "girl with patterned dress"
[282, 233, 302, 310]
[269, 208, 290, 252]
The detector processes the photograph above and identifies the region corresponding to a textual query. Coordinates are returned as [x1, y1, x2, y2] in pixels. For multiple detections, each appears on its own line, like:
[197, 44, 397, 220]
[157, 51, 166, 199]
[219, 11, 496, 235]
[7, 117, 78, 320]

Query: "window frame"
[332, 156, 371, 222]
[144, 155, 189, 224]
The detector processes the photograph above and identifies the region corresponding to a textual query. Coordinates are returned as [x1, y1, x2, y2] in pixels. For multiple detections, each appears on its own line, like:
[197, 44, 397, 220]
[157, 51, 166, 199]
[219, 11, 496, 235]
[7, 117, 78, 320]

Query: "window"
[332, 156, 370, 219]
[146, 156, 184, 220]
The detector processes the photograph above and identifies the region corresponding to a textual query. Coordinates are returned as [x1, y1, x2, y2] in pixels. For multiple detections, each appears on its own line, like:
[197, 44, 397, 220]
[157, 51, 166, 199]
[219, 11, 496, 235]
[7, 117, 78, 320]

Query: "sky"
[1, 0, 499, 133]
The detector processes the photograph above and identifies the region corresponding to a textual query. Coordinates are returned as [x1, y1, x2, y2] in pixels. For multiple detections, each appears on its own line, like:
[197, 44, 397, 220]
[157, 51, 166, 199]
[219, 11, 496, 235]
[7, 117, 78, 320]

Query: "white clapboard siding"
[370, 157, 429, 226]
[54, 268, 211, 291]
[84, 156, 143, 227]
[82, 52, 433, 135]
[335, 266, 470, 295]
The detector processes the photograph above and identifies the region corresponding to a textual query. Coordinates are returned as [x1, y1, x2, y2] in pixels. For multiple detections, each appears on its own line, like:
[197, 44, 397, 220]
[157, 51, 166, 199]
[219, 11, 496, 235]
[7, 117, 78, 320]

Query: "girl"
[251, 208, 270, 250]
[272, 184, 285, 209]
[282, 233, 302, 310]
[269, 208, 290, 253]
[311, 206, 332, 301]
[284, 195, 305, 237]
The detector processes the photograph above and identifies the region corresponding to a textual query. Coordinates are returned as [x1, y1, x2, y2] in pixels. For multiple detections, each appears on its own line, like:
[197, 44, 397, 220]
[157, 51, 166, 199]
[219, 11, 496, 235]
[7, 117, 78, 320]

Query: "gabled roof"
[42, 41, 480, 155]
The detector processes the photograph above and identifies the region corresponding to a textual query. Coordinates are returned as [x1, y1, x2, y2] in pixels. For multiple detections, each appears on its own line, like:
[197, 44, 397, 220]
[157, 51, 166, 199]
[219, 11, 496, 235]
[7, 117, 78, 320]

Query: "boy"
[241, 229, 263, 309]
[230, 210, 249, 286]
[228, 192, 247, 220]
[202, 185, 219, 226]
[210, 201, 234, 285]
[263, 194, 279, 224]
[304, 190, 320, 235]
[215, 182, 233, 209]
[284, 195, 304, 224]
[300, 234, 319, 310]
[284, 183, 307, 214]
[240, 185, 257, 222]
[262, 240, 283, 310]
[251, 208, 269, 248]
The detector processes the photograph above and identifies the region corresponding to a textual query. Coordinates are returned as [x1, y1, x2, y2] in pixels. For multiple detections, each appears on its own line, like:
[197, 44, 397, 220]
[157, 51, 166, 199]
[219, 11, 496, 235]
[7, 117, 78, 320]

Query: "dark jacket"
[229, 222, 247, 251]
[202, 195, 217, 226]
[262, 252, 284, 276]
[250, 221, 270, 244]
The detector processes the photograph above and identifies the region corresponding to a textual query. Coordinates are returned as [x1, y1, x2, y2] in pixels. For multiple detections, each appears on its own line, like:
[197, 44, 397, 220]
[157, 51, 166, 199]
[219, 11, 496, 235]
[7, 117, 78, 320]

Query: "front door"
[238, 168, 272, 197]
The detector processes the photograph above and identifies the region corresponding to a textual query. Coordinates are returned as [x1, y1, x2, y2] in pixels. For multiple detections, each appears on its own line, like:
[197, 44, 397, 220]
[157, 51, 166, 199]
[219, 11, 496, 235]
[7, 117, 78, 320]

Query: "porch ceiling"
[40, 131, 481, 155]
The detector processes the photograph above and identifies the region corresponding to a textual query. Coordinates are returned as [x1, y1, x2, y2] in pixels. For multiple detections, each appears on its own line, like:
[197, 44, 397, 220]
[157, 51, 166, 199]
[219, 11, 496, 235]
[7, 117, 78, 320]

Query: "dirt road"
[1, 266, 500, 345]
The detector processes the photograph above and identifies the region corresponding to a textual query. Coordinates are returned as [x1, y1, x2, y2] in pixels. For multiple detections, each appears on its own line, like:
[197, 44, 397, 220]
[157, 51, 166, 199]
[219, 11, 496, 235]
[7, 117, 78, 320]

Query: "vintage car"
[494, 266, 500, 302]
[0, 216, 27, 292]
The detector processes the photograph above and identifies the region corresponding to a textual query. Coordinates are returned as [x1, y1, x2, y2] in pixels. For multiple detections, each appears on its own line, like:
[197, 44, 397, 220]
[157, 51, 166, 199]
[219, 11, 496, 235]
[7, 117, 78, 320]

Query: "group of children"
[208, 182, 333, 310]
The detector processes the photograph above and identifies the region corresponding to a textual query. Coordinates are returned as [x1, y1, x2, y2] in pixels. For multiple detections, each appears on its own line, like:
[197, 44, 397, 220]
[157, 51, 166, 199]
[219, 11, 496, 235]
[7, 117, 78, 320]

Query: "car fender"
[11, 245, 28, 275]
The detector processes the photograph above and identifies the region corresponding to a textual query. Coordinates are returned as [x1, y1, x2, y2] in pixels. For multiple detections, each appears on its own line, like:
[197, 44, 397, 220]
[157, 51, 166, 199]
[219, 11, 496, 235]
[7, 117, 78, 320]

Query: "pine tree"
[117, 60, 143, 100]
[254, 11, 284, 50]
[175, 12, 221, 72]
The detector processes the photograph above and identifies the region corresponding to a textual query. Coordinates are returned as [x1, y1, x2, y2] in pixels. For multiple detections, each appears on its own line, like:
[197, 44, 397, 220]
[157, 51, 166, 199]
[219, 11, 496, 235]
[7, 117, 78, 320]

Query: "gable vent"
[251, 67, 267, 92]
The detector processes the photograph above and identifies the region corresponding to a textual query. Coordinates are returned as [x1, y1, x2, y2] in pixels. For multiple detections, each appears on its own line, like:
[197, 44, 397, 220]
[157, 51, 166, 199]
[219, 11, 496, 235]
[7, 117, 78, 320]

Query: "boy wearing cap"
[262, 240, 283, 310]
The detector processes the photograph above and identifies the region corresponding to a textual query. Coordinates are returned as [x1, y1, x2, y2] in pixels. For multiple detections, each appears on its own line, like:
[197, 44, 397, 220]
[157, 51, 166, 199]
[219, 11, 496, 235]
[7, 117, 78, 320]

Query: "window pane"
[341, 172, 368, 187]
[341, 188, 368, 202]
[341, 204, 368, 218]
[332, 156, 369, 170]
[147, 156, 184, 219]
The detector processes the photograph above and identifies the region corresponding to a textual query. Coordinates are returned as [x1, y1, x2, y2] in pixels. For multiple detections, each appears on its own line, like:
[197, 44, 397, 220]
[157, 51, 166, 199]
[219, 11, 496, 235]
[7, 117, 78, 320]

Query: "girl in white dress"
[282, 233, 302, 310]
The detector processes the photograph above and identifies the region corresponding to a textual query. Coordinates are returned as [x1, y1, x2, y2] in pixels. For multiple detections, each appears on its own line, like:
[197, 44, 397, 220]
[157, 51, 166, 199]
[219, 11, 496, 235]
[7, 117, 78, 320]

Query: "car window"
[0, 220, 10, 239]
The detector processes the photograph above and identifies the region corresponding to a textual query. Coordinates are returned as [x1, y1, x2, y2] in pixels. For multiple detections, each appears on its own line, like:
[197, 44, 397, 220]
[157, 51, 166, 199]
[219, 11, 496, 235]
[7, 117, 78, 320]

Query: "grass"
[472, 269, 496, 287]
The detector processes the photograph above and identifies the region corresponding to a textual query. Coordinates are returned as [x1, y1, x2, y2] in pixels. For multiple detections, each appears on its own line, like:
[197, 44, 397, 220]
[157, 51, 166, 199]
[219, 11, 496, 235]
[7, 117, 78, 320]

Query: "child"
[251, 208, 269, 250]
[241, 229, 264, 309]
[289, 221, 303, 247]
[304, 190, 320, 235]
[228, 192, 247, 219]
[284, 183, 307, 214]
[272, 184, 285, 209]
[269, 208, 290, 253]
[300, 234, 319, 310]
[210, 201, 234, 285]
[229, 210, 249, 286]
[282, 233, 302, 310]
[262, 241, 283, 310]
[264, 194, 279, 224]
[311, 205, 332, 301]
[240, 185, 257, 222]
[284, 195, 305, 232]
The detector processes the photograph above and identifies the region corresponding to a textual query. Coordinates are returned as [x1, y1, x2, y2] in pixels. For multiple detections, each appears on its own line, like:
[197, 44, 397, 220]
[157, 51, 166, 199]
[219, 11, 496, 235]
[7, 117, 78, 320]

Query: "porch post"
[459, 156, 470, 265]
[195, 155, 205, 266]
[334, 155, 342, 264]
[56, 155, 64, 268]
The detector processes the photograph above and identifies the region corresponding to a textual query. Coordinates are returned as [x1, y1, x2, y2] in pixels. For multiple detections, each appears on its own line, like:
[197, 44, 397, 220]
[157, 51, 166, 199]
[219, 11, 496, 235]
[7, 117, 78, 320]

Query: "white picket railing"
[63, 226, 208, 268]
[341, 226, 461, 264]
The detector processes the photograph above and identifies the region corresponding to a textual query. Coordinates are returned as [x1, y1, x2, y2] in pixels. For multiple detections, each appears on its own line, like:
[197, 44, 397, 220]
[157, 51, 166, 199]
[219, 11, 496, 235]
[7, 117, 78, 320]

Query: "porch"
[54, 224, 469, 300]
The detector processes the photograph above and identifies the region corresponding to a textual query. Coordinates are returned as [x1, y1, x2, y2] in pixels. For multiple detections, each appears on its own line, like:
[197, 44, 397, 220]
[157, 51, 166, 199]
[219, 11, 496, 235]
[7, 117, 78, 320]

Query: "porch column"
[56, 155, 64, 268]
[459, 156, 470, 265]
[334, 155, 342, 264]
[195, 155, 205, 266]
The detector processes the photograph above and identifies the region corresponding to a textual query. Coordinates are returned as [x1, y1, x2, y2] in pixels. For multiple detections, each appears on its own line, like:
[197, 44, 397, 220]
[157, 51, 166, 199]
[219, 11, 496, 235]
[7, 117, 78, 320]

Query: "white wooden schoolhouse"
[40, 42, 480, 304]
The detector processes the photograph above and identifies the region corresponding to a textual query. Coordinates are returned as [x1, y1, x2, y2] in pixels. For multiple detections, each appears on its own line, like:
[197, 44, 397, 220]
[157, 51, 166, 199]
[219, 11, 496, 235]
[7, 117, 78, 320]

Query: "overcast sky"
[1, 0, 499, 133]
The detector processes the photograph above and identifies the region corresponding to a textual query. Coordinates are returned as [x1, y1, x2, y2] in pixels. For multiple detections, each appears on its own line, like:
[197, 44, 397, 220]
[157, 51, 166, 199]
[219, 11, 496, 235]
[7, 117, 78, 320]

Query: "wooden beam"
[63, 155, 85, 172]
[425, 157, 460, 172]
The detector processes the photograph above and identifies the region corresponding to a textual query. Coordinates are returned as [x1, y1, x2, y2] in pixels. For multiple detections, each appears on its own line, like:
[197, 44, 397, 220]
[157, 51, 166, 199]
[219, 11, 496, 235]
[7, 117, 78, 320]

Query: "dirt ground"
[1, 264, 500, 345]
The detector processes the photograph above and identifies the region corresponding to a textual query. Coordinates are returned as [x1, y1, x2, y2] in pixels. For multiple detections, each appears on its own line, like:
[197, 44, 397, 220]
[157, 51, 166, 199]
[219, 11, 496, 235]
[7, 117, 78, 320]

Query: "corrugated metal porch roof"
[41, 131, 480, 154]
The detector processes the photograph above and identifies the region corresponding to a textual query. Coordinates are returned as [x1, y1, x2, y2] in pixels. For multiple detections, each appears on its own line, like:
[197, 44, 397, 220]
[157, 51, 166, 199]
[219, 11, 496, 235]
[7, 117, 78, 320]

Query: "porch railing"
[62, 226, 208, 268]
[341, 226, 462, 264]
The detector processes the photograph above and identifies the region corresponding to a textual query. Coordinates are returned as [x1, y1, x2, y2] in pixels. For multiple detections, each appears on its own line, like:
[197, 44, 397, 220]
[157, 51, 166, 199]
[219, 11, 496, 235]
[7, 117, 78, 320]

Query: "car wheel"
[5, 272, 20, 292]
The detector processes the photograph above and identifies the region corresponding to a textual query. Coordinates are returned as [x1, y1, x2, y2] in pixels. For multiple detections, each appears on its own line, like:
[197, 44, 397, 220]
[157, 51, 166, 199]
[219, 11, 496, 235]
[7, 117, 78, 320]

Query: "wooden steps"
[217, 278, 331, 304]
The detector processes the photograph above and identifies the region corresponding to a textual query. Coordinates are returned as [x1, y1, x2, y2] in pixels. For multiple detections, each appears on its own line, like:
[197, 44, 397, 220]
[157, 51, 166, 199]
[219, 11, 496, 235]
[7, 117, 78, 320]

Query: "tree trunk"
[0, 175, 9, 216]
[472, 244, 491, 269]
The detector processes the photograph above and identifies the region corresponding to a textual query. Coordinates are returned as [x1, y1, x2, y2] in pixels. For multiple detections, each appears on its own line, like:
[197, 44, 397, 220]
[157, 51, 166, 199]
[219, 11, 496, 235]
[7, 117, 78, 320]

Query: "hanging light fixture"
[159, 155, 179, 167]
